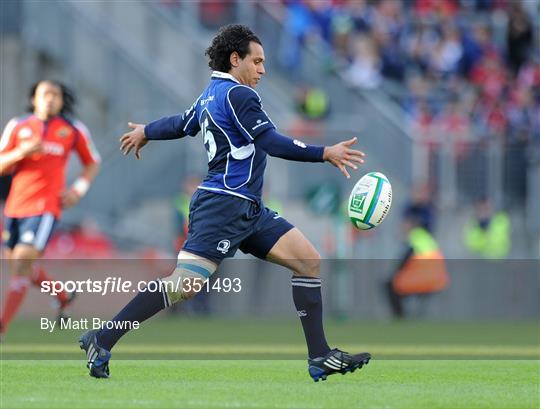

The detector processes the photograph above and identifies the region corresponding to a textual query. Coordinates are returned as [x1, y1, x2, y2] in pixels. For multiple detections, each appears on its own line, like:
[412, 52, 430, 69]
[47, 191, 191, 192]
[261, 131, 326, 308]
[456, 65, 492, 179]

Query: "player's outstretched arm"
[322, 137, 366, 179]
[254, 129, 365, 179]
[120, 104, 201, 160]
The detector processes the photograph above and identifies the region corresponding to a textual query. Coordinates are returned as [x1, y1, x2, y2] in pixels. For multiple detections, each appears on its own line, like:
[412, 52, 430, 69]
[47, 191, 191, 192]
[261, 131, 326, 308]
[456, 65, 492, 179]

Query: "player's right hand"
[120, 122, 148, 160]
[19, 138, 43, 157]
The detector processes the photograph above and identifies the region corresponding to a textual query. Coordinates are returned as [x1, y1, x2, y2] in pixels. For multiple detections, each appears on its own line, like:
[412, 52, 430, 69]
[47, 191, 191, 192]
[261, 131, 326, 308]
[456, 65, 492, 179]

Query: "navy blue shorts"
[182, 190, 294, 263]
[2, 213, 58, 251]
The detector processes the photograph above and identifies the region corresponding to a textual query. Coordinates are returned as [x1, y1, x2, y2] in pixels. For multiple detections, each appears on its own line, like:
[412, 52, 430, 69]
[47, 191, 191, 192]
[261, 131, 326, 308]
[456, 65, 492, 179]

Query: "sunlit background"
[1, 0, 539, 321]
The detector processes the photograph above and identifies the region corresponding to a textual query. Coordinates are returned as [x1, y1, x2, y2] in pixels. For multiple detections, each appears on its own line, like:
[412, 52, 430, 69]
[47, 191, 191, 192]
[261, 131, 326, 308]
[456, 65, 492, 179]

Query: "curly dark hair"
[27, 80, 76, 116]
[205, 24, 262, 72]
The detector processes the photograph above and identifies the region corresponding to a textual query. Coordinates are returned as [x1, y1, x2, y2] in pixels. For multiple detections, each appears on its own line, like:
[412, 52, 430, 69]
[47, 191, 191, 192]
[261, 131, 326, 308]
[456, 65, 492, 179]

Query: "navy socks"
[291, 276, 331, 359]
[97, 280, 170, 350]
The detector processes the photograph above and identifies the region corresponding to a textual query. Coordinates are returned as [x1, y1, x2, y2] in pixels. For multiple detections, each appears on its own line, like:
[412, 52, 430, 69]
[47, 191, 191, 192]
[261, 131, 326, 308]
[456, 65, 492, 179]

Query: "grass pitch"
[1, 318, 538, 408]
[1, 360, 538, 409]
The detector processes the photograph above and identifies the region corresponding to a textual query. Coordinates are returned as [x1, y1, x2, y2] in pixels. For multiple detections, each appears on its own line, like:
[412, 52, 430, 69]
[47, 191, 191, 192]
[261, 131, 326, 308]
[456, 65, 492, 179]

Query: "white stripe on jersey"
[73, 119, 101, 163]
[197, 186, 254, 202]
[226, 85, 255, 141]
[0, 117, 20, 152]
[183, 109, 197, 133]
[183, 93, 203, 134]
[202, 108, 255, 191]
[227, 84, 276, 133]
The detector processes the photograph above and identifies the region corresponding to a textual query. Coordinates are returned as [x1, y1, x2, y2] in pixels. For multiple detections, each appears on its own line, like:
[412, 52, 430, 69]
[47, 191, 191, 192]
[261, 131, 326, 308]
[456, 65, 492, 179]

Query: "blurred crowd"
[280, 0, 539, 148]
[157, 0, 539, 150]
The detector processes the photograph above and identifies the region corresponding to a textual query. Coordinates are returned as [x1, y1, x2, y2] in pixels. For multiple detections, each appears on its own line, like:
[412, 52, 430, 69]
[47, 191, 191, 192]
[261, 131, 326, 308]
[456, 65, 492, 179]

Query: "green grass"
[1, 360, 538, 409]
[1, 319, 539, 408]
[2, 317, 539, 359]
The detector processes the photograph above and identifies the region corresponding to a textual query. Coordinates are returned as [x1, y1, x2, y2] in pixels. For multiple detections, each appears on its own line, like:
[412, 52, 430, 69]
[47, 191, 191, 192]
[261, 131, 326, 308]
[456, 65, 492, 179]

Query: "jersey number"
[202, 117, 217, 162]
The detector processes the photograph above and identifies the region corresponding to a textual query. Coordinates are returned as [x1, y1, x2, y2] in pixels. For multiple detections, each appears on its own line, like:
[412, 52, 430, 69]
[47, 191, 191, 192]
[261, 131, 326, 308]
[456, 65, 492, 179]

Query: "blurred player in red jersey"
[0, 80, 101, 337]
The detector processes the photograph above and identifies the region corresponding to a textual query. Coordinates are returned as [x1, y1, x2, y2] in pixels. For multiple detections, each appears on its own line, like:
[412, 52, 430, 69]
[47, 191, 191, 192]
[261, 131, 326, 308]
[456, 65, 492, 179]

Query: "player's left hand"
[323, 137, 366, 179]
[61, 189, 81, 209]
[120, 122, 148, 160]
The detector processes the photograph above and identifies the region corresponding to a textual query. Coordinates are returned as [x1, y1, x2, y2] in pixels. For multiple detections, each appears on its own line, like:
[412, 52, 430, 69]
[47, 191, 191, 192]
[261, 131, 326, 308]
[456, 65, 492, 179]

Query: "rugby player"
[0, 80, 101, 336]
[80, 25, 370, 381]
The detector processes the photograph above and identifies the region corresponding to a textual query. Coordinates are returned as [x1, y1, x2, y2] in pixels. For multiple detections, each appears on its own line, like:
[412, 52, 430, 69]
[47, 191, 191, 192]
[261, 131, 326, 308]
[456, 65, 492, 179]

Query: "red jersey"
[0, 114, 101, 218]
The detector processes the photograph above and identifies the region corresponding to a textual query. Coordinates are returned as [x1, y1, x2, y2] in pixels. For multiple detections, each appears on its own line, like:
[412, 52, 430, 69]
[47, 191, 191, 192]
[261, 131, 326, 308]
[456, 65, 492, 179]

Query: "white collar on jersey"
[211, 71, 240, 83]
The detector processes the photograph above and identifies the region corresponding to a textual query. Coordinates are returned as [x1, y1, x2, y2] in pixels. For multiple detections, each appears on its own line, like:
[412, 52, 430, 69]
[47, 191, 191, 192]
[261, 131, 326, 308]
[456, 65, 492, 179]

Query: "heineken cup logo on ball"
[348, 172, 392, 230]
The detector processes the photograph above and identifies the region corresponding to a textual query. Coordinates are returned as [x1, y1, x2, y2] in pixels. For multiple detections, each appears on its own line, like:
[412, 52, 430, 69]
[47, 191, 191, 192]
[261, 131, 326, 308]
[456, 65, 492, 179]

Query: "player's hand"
[61, 189, 81, 209]
[323, 137, 366, 179]
[120, 122, 148, 160]
[19, 138, 43, 158]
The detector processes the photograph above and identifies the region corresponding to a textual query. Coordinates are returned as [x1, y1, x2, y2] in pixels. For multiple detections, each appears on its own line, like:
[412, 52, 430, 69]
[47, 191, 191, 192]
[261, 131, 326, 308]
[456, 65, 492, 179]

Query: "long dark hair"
[27, 80, 76, 116]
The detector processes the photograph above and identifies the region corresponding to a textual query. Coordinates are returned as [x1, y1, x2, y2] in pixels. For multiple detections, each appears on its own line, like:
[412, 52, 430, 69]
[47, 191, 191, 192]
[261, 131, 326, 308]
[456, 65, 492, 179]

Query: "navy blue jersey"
[145, 71, 275, 202]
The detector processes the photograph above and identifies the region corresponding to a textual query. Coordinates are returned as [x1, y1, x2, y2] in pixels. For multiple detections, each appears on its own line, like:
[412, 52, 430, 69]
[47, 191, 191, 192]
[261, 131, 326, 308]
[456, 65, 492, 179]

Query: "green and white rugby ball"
[348, 172, 392, 230]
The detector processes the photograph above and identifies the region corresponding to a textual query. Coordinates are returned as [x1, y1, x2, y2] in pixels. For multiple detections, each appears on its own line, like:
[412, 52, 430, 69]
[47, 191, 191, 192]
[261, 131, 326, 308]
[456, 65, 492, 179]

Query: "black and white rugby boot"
[308, 348, 371, 382]
[79, 329, 112, 378]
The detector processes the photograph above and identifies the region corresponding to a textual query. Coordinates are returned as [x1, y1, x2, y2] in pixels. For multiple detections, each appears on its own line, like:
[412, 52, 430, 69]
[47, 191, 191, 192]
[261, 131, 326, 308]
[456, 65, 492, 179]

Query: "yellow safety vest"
[464, 212, 510, 259]
[409, 227, 439, 255]
[393, 227, 448, 295]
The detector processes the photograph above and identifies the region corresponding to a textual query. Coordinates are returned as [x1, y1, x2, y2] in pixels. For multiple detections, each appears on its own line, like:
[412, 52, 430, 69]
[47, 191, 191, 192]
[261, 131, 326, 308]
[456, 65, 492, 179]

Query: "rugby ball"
[348, 172, 392, 230]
